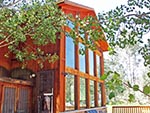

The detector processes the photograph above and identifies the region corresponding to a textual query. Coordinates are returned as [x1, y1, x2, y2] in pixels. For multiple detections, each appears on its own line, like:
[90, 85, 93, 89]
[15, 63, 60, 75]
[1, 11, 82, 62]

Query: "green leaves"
[100, 74, 108, 80]
[104, 71, 125, 101]
[109, 92, 115, 99]
[0, 0, 66, 68]
[99, 0, 150, 102]
[133, 85, 139, 91]
[143, 85, 150, 95]
[128, 94, 135, 102]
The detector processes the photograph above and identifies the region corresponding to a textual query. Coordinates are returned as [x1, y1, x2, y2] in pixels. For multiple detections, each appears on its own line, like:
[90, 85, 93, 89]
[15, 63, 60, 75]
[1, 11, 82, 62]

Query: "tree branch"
[0, 32, 14, 45]
[123, 82, 150, 98]
[0, 0, 22, 8]
[99, 12, 150, 24]
[124, 12, 150, 18]
[0, 40, 16, 48]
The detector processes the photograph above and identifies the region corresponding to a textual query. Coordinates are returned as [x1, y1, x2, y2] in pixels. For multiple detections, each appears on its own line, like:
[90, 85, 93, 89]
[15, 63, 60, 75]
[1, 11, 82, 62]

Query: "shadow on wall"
[0, 66, 36, 81]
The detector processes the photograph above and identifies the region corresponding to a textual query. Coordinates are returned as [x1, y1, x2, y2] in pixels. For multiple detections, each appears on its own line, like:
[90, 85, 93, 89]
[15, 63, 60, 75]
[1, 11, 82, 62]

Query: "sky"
[69, 0, 149, 43]
[69, 0, 127, 13]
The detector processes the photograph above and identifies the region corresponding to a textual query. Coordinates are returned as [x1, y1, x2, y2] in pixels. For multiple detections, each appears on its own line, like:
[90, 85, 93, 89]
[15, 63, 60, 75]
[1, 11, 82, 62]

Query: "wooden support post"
[0, 83, 2, 113]
[94, 81, 98, 107]
[75, 42, 80, 110]
[94, 52, 98, 107]
[58, 31, 66, 112]
[85, 47, 90, 108]
[54, 30, 66, 113]
[100, 53, 106, 106]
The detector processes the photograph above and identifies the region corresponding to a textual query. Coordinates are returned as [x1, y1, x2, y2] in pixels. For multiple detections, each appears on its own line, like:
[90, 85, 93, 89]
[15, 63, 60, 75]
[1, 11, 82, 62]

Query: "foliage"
[1, 0, 149, 104]
[100, 0, 150, 102]
[0, 0, 104, 68]
[0, 0, 65, 68]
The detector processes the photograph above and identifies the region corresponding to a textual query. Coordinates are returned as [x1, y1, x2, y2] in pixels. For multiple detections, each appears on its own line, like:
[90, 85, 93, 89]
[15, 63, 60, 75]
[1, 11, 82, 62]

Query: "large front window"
[79, 43, 86, 73]
[65, 74, 75, 110]
[90, 80, 94, 107]
[66, 36, 75, 68]
[80, 77, 86, 108]
[89, 50, 94, 76]
[96, 54, 101, 78]
[65, 20, 104, 111]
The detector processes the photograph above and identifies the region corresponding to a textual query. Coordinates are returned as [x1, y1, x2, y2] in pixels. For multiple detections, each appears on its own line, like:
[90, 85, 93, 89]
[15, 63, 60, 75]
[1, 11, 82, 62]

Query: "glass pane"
[18, 88, 29, 113]
[66, 19, 75, 29]
[98, 83, 102, 106]
[2, 87, 16, 113]
[90, 80, 94, 107]
[80, 78, 86, 108]
[78, 28, 85, 39]
[66, 36, 75, 68]
[96, 55, 101, 78]
[79, 43, 86, 73]
[89, 50, 94, 76]
[65, 74, 75, 110]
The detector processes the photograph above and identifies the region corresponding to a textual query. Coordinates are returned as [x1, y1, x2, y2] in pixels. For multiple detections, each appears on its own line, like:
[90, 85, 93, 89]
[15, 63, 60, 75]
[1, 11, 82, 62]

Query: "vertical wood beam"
[28, 87, 33, 113]
[94, 52, 98, 107]
[94, 81, 98, 107]
[58, 30, 66, 112]
[100, 52, 106, 106]
[15, 87, 19, 113]
[0, 83, 2, 113]
[85, 35, 90, 108]
[75, 42, 80, 110]
[54, 29, 65, 113]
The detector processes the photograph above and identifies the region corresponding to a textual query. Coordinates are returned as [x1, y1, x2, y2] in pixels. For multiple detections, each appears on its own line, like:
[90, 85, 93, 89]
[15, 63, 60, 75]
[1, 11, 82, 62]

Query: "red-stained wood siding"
[0, 1, 108, 113]
[11, 39, 60, 72]
[0, 47, 12, 70]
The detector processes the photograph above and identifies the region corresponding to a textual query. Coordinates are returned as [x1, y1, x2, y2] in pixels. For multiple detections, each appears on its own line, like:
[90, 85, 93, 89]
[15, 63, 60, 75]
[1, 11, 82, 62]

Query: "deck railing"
[112, 106, 150, 113]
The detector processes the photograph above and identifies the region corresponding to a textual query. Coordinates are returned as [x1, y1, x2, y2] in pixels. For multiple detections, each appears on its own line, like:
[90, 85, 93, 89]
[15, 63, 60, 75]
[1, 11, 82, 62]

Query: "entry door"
[1, 86, 32, 113]
[37, 70, 54, 113]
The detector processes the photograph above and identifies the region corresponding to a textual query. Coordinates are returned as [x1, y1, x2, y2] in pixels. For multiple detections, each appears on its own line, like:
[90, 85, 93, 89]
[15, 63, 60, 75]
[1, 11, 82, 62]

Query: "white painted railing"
[112, 106, 150, 113]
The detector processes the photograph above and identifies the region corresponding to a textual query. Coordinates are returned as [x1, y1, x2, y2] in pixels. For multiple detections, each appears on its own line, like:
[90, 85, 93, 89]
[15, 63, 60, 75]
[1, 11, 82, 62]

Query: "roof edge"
[57, 0, 94, 11]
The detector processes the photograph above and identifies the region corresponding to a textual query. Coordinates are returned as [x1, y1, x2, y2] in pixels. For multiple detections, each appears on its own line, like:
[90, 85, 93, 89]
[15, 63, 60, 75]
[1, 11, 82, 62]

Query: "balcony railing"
[112, 106, 150, 113]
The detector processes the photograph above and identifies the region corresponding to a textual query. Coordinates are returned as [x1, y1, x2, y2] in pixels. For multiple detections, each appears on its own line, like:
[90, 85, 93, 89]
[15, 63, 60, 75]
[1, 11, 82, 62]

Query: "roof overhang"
[57, 0, 109, 51]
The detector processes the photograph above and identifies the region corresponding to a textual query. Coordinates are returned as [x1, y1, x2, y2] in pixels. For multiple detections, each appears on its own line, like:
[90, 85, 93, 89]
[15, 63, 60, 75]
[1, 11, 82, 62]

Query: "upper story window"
[66, 19, 75, 29]
[96, 54, 101, 78]
[78, 28, 85, 39]
[89, 49, 94, 76]
[79, 43, 86, 73]
[66, 36, 75, 68]
[65, 15, 106, 110]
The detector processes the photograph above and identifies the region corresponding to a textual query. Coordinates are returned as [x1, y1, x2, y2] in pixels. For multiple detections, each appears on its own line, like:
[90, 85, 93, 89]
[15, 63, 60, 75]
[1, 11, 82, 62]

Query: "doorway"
[37, 70, 54, 113]
[0, 81, 33, 113]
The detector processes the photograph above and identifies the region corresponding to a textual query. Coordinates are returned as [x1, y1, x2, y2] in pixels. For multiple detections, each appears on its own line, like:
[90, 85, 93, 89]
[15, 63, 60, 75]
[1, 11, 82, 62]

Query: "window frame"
[65, 19, 105, 110]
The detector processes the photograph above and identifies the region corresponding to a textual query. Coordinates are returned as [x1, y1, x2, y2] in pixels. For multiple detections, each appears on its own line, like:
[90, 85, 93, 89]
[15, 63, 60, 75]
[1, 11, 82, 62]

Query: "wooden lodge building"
[0, 0, 108, 113]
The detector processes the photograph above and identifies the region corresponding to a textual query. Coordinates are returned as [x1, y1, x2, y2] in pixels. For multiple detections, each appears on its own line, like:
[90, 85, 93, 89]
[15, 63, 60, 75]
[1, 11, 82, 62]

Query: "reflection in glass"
[96, 55, 101, 78]
[78, 28, 85, 39]
[66, 36, 75, 68]
[89, 50, 94, 76]
[79, 43, 86, 73]
[65, 74, 74, 110]
[80, 77, 86, 108]
[66, 19, 75, 29]
[90, 80, 94, 107]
